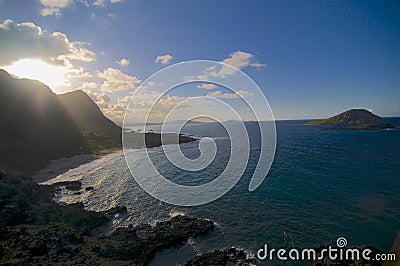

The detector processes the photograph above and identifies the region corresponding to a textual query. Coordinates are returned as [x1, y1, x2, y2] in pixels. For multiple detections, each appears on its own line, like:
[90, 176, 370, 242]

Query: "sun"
[3, 58, 70, 91]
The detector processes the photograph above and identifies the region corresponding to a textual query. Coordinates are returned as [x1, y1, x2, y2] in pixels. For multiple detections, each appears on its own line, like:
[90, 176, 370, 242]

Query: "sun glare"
[4, 59, 70, 91]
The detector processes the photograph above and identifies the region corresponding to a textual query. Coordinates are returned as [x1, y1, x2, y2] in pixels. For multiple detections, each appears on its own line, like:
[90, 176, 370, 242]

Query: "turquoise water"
[50, 118, 400, 264]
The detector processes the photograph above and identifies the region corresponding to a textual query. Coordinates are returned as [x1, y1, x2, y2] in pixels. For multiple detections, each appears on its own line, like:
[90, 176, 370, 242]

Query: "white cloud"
[41, 0, 71, 7]
[40, 0, 71, 16]
[41, 7, 61, 16]
[183, 74, 209, 82]
[223, 51, 254, 68]
[107, 13, 117, 19]
[39, 0, 124, 16]
[92, 0, 105, 7]
[67, 66, 93, 79]
[155, 54, 173, 64]
[197, 83, 217, 89]
[125, 91, 196, 123]
[207, 90, 253, 99]
[88, 93, 132, 123]
[90, 0, 123, 7]
[98, 67, 141, 92]
[92, 89, 242, 124]
[207, 51, 265, 78]
[250, 62, 265, 67]
[105, 91, 220, 124]
[117, 58, 130, 67]
[85, 90, 111, 109]
[77, 81, 99, 91]
[0, 19, 95, 66]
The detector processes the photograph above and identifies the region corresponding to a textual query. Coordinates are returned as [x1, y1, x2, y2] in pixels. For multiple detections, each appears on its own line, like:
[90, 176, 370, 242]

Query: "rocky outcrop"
[185, 247, 257, 266]
[0, 170, 214, 265]
[123, 132, 197, 149]
[91, 216, 214, 265]
[1, 216, 214, 265]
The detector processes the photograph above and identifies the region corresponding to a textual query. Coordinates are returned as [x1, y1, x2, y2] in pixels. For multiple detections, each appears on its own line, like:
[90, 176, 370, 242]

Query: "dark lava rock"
[85, 186, 94, 191]
[1, 169, 216, 265]
[54, 180, 82, 191]
[309, 245, 384, 266]
[101, 205, 128, 218]
[1, 215, 214, 265]
[185, 247, 256, 266]
[89, 215, 214, 265]
[0, 224, 84, 263]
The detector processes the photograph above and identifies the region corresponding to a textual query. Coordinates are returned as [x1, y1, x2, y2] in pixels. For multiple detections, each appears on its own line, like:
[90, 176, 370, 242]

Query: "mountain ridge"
[0, 69, 196, 175]
[58, 90, 120, 136]
[0, 69, 121, 174]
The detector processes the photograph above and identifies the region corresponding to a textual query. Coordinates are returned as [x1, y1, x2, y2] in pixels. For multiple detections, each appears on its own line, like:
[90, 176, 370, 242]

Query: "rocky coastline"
[0, 169, 255, 265]
[0, 169, 211, 265]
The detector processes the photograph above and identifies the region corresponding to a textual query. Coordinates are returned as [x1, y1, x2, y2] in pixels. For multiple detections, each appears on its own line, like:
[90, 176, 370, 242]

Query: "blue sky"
[0, 0, 399, 122]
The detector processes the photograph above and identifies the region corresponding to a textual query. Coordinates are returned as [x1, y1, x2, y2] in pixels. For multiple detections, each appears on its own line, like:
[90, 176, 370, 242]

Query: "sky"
[0, 0, 399, 123]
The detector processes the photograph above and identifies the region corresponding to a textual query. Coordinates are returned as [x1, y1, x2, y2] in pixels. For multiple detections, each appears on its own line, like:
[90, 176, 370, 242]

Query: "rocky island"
[306, 109, 395, 130]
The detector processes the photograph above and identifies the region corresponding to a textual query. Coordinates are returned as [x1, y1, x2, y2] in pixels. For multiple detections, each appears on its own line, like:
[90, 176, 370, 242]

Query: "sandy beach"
[31, 149, 122, 184]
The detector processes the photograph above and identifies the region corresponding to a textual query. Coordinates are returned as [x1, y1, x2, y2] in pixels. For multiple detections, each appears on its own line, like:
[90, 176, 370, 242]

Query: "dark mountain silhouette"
[0, 69, 121, 175]
[0, 69, 195, 175]
[58, 90, 120, 136]
[307, 109, 395, 130]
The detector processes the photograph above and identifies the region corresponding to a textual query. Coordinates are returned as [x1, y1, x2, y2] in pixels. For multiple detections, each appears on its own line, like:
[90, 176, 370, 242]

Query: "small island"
[306, 109, 395, 130]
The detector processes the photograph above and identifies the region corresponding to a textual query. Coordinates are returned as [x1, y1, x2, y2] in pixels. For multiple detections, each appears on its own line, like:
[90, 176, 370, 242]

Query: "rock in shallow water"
[92, 215, 214, 265]
[184, 247, 257, 266]
[85, 186, 94, 191]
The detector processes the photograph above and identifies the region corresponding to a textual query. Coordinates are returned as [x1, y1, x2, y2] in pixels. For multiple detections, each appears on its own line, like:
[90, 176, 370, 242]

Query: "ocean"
[45, 118, 400, 265]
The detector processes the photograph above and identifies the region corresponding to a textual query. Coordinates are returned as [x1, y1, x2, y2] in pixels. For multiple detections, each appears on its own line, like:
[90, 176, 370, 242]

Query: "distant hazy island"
[306, 109, 395, 130]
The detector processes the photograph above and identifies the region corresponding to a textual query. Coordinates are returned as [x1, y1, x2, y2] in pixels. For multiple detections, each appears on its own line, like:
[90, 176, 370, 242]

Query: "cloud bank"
[0, 19, 95, 66]
[98, 67, 141, 92]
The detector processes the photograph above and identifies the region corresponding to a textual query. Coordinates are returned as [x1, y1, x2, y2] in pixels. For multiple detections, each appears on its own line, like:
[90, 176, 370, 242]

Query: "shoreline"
[31, 148, 122, 184]
[31, 132, 198, 184]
